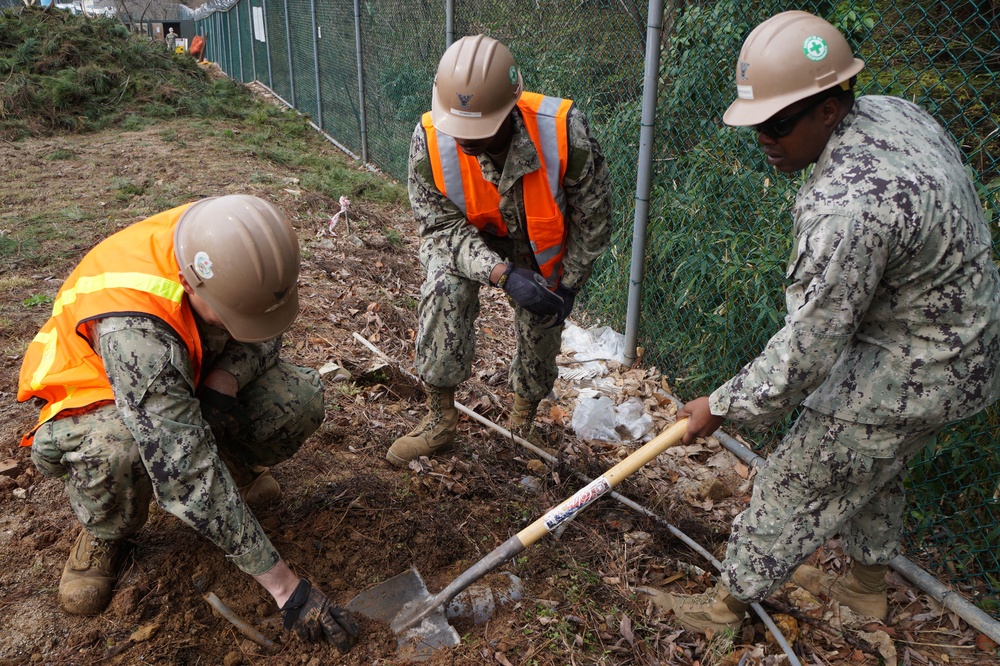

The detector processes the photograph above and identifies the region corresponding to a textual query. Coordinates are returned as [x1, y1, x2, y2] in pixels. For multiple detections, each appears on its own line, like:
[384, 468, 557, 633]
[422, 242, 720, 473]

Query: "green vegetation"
[22, 293, 53, 308]
[1, 8, 214, 138]
[0, 5, 406, 212]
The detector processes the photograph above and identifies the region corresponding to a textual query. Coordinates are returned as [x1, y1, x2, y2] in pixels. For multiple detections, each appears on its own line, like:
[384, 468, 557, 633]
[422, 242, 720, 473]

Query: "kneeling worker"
[17, 195, 359, 652]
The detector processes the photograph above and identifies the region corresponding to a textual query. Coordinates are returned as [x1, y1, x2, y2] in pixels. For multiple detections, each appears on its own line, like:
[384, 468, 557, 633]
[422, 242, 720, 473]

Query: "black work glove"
[197, 386, 249, 443]
[281, 579, 360, 653]
[496, 263, 564, 318]
[546, 283, 577, 329]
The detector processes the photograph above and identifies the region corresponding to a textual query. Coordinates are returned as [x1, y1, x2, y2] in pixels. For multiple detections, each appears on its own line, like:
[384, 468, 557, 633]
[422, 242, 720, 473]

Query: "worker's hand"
[281, 579, 360, 653]
[496, 263, 564, 317]
[197, 385, 249, 443]
[543, 283, 577, 329]
[677, 396, 725, 445]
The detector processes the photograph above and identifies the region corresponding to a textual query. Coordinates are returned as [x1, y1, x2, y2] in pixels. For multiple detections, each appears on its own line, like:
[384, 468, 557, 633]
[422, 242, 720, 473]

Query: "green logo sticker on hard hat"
[509, 66, 518, 85]
[803, 36, 828, 61]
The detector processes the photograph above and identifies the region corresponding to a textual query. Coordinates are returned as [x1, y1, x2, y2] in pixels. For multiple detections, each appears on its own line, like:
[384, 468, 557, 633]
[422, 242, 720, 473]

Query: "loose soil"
[0, 92, 996, 665]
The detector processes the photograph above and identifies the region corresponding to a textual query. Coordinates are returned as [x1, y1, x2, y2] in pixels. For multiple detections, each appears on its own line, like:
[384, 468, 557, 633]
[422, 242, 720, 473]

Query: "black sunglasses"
[752, 94, 831, 139]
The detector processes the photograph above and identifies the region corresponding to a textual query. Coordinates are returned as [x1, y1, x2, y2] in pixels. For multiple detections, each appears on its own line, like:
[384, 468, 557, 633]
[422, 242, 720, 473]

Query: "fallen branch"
[204, 592, 275, 648]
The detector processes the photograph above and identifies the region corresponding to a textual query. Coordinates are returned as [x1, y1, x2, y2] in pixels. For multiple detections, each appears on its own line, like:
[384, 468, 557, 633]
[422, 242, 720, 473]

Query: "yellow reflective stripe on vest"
[435, 132, 468, 214]
[29, 272, 186, 390]
[52, 272, 185, 317]
[27, 328, 58, 391]
[535, 95, 568, 216]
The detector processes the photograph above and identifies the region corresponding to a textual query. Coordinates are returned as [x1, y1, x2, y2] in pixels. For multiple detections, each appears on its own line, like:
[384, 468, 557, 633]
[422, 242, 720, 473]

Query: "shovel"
[347, 418, 689, 660]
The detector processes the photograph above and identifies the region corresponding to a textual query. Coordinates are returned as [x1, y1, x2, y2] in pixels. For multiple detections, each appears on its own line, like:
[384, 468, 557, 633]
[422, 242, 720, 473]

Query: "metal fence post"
[263, 0, 273, 88]
[235, 3, 245, 81]
[247, 0, 257, 82]
[228, 11, 233, 74]
[446, 0, 454, 48]
[353, 0, 368, 163]
[623, 0, 665, 365]
[283, 0, 296, 108]
[310, 0, 323, 129]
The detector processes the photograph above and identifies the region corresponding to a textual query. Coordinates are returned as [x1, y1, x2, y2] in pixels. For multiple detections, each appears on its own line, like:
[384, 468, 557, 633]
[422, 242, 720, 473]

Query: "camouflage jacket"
[711, 96, 1000, 429]
[92, 314, 280, 574]
[408, 103, 612, 290]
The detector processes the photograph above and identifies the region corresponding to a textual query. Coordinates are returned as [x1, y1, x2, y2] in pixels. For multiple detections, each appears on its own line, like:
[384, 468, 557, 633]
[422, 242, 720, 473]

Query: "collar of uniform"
[491, 107, 541, 193]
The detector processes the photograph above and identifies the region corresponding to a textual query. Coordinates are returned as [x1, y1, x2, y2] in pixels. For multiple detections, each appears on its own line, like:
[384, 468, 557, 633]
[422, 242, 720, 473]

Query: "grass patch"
[44, 148, 76, 160]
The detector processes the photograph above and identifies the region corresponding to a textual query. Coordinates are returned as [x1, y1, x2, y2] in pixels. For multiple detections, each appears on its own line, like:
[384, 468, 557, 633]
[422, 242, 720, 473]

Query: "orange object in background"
[190, 35, 205, 61]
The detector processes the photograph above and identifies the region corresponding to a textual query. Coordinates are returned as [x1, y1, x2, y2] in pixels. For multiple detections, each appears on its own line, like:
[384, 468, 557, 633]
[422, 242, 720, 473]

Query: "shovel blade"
[346, 567, 460, 660]
[346, 567, 430, 623]
[395, 612, 461, 661]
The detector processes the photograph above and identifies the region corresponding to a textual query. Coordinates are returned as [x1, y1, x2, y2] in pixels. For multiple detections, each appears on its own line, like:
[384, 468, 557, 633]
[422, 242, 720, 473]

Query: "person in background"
[165, 27, 177, 52]
[18, 195, 359, 652]
[641, 10, 1000, 635]
[387, 34, 612, 466]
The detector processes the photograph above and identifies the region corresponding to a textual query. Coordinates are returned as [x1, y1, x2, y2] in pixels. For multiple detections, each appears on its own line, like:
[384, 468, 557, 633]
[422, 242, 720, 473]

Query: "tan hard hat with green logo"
[431, 34, 523, 140]
[174, 194, 300, 342]
[724, 10, 865, 126]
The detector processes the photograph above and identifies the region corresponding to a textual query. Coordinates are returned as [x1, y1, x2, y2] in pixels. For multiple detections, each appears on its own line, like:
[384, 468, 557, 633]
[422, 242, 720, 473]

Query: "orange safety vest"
[17, 204, 204, 446]
[422, 91, 573, 287]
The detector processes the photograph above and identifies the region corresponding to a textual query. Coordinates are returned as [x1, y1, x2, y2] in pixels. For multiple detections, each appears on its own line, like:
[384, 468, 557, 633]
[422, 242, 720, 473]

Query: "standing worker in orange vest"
[387, 35, 612, 466]
[17, 195, 359, 653]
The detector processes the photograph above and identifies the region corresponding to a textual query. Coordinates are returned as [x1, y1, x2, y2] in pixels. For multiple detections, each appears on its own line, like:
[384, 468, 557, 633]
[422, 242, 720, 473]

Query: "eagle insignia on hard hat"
[508, 66, 518, 85]
[456, 93, 474, 108]
[739, 61, 750, 80]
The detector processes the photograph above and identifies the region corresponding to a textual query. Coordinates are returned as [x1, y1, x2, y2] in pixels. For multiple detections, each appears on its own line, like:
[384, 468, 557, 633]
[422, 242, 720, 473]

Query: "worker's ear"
[178, 272, 195, 296]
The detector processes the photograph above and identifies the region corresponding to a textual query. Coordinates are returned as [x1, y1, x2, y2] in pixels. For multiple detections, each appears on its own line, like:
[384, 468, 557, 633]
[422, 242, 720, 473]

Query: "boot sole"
[385, 444, 454, 468]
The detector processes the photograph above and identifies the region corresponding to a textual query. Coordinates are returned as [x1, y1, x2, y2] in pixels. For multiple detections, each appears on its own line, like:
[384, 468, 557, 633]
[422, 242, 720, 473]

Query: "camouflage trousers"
[720, 408, 939, 603]
[415, 253, 562, 402]
[31, 361, 323, 575]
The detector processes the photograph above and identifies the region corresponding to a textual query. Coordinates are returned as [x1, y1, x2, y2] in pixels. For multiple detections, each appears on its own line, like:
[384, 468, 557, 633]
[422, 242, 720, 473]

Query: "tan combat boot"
[237, 466, 282, 505]
[218, 445, 282, 506]
[638, 582, 748, 635]
[59, 529, 124, 615]
[508, 395, 540, 439]
[386, 386, 458, 467]
[792, 562, 888, 620]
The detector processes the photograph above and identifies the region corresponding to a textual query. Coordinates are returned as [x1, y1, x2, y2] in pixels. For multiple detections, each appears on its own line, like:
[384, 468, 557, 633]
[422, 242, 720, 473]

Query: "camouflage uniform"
[708, 96, 1000, 602]
[31, 315, 324, 576]
[408, 104, 612, 401]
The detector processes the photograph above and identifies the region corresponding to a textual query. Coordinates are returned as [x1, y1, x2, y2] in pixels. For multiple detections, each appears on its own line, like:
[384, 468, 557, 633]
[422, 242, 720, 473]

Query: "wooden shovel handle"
[393, 418, 691, 633]
[516, 418, 689, 547]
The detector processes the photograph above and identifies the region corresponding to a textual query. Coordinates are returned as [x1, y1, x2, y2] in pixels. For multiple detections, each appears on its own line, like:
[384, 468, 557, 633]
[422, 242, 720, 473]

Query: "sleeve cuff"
[227, 535, 281, 576]
[708, 385, 731, 417]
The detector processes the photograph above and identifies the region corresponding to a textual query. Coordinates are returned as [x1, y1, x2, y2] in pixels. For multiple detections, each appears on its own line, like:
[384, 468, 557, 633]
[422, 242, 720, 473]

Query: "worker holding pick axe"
[387, 34, 612, 466]
[643, 11, 1000, 635]
[17, 195, 359, 652]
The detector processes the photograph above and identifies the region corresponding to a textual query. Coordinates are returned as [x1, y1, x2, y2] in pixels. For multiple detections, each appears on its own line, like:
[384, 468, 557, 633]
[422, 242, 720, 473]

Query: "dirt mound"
[0, 6, 239, 139]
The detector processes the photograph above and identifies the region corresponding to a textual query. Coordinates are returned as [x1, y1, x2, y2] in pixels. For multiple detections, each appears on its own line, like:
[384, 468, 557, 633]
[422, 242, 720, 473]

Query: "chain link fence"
[194, 0, 1000, 616]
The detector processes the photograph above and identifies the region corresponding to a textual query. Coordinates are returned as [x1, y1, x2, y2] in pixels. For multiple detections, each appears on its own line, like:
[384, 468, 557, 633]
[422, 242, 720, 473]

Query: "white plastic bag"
[615, 397, 654, 441]
[571, 394, 620, 441]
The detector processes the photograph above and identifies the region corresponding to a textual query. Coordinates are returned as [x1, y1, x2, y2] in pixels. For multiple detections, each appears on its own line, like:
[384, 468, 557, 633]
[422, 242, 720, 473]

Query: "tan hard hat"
[723, 10, 865, 126]
[175, 195, 300, 342]
[431, 34, 523, 140]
